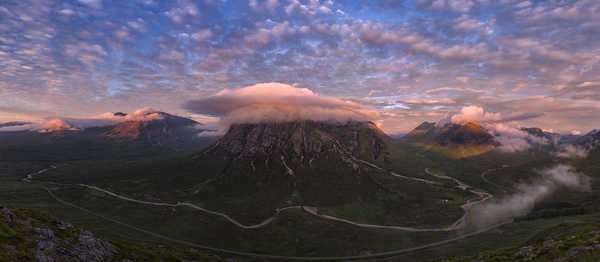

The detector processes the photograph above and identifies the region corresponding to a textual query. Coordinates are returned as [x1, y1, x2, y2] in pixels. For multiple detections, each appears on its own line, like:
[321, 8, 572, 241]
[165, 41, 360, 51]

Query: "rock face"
[1, 206, 117, 262]
[204, 120, 389, 167]
[188, 121, 403, 224]
[106, 111, 200, 145]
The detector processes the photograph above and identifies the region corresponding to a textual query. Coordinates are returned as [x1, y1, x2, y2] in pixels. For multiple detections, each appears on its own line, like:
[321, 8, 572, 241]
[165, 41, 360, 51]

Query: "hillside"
[0, 206, 226, 262]
[403, 122, 497, 158]
[35, 120, 472, 229]
[433, 222, 600, 261]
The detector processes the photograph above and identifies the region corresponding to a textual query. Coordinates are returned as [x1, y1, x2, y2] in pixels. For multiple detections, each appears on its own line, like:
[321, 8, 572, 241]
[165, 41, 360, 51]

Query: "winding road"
[480, 165, 510, 192]
[23, 162, 495, 232]
[22, 164, 513, 260]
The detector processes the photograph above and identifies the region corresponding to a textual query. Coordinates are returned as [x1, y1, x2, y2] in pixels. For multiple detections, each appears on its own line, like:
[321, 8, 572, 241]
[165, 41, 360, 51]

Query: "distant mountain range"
[401, 121, 599, 158]
[0, 121, 31, 128]
[0, 111, 213, 161]
[2, 109, 597, 162]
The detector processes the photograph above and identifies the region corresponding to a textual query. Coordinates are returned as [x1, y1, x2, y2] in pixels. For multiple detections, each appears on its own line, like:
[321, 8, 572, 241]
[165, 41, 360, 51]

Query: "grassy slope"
[1, 144, 598, 260]
[428, 221, 600, 261]
[34, 145, 471, 228]
[0, 206, 228, 262]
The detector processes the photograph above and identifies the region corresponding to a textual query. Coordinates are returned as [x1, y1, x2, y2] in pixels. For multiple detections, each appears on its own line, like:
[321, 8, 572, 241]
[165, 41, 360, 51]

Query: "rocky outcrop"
[1, 206, 117, 262]
[0, 206, 228, 262]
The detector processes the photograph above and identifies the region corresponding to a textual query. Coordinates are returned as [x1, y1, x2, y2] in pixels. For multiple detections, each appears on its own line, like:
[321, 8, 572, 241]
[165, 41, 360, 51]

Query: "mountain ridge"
[402, 121, 497, 158]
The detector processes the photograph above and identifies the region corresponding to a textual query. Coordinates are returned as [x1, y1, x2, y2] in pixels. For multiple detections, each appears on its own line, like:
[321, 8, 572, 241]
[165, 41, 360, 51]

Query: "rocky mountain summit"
[204, 120, 389, 169]
[106, 111, 203, 148]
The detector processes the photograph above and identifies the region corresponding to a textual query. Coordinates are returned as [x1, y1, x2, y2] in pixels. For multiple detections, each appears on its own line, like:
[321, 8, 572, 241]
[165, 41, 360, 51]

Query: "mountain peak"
[403, 121, 496, 158]
[521, 127, 545, 137]
[404, 121, 436, 138]
[203, 120, 388, 168]
[105, 111, 200, 147]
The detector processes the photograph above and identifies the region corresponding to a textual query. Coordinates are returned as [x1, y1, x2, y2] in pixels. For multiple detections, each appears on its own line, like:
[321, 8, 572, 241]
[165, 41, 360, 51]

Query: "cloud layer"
[1, 0, 599, 134]
[184, 83, 378, 125]
[470, 164, 590, 228]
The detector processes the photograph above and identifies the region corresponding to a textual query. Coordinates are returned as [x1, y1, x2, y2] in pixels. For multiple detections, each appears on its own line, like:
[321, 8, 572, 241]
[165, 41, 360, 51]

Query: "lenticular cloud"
[184, 83, 378, 125]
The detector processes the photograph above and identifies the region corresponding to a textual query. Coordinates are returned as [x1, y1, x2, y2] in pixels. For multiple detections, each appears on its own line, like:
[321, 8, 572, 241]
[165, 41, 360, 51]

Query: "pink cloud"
[184, 82, 379, 126]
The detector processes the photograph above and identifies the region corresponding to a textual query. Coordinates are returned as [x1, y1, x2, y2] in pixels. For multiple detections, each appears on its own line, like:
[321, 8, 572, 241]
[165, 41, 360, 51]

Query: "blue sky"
[0, 0, 599, 133]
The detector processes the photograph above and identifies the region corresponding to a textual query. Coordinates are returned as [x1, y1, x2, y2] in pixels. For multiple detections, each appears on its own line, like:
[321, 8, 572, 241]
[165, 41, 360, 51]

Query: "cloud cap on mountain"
[184, 83, 379, 125]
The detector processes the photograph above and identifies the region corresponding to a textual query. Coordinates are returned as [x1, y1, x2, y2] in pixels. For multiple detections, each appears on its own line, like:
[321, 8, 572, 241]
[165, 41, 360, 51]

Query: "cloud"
[399, 98, 456, 105]
[123, 107, 165, 121]
[191, 29, 213, 42]
[489, 123, 548, 152]
[1, 0, 599, 135]
[470, 164, 590, 228]
[78, 0, 103, 9]
[555, 144, 589, 159]
[450, 105, 501, 124]
[444, 106, 548, 152]
[0, 121, 37, 132]
[39, 118, 78, 132]
[425, 87, 486, 94]
[183, 82, 379, 126]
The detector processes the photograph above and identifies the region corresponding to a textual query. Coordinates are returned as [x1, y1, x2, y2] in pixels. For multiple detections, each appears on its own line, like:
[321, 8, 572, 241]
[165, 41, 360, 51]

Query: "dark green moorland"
[1, 139, 599, 261]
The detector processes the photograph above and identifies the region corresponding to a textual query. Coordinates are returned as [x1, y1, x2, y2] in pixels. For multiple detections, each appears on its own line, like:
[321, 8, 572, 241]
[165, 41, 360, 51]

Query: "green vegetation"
[1, 123, 599, 261]
[431, 222, 600, 261]
[0, 206, 228, 262]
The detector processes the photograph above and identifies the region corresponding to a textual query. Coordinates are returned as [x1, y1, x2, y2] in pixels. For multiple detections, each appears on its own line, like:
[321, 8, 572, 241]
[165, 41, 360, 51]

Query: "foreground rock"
[0, 206, 227, 262]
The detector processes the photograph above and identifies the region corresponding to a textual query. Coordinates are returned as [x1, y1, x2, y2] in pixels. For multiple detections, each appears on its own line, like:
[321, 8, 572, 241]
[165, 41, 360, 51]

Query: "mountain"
[0, 111, 213, 162]
[0, 121, 31, 128]
[204, 120, 389, 166]
[403, 121, 497, 158]
[105, 111, 205, 149]
[521, 127, 560, 143]
[404, 121, 436, 139]
[576, 129, 600, 150]
[68, 120, 468, 228]
[188, 120, 395, 220]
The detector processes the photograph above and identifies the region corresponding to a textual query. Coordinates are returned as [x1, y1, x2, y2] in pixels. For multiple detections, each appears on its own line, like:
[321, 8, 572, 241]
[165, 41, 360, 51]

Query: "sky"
[0, 0, 599, 134]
